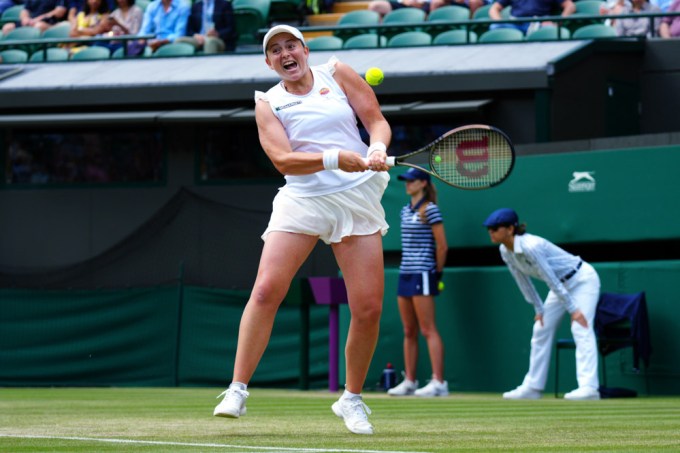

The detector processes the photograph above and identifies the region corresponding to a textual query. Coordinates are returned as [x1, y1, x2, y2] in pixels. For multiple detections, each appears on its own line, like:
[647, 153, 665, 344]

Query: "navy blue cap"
[397, 168, 431, 182]
[483, 208, 519, 228]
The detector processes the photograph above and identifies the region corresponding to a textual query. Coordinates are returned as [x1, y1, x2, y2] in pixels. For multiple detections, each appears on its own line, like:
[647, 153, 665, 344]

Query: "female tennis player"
[484, 208, 601, 401]
[213, 25, 391, 435]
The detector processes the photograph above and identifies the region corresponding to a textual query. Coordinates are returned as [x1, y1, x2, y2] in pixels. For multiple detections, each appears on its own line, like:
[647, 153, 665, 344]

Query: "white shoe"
[213, 387, 249, 418]
[414, 379, 449, 397]
[387, 378, 418, 396]
[331, 396, 374, 435]
[502, 385, 542, 400]
[564, 387, 600, 401]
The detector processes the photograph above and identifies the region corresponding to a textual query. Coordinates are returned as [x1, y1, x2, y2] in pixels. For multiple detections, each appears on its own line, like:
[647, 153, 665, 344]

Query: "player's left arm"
[432, 222, 448, 273]
[333, 61, 391, 169]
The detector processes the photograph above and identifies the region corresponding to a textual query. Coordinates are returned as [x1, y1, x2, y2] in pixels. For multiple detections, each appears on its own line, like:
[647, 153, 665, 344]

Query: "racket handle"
[362, 156, 396, 167]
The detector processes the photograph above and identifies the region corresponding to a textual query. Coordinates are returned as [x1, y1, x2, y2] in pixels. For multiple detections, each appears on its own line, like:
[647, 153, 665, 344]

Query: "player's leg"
[397, 295, 420, 382]
[522, 292, 564, 391]
[330, 232, 383, 434]
[332, 232, 384, 394]
[567, 263, 601, 399]
[232, 231, 318, 383]
[214, 232, 317, 418]
[412, 294, 445, 381]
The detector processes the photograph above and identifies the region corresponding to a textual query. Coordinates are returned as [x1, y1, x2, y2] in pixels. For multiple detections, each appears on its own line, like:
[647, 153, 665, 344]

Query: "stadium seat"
[471, 4, 493, 34]
[433, 29, 478, 45]
[306, 35, 344, 50]
[342, 33, 387, 49]
[334, 10, 380, 41]
[479, 27, 525, 43]
[269, 0, 305, 25]
[387, 31, 432, 47]
[575, 0, 605, 15]
[152, 42, 196, 57]
[382, 7, 427, 39]
[3, 25, 41, 41]
[29, 47, 69, 62]
[0, 49, 28, 63]
[136, 0, 151, 11]
[70, 46, 111, 61]
[526, 25, 571, 41]
[112, 45, 152, 58]
[572, 23, 617, 39]
[426, 4, 471, 37]
[233, 0, 271, 46]
[41, 23, 72, 41]
[554, 292, 651, 397]
[0, 4, 22, 26]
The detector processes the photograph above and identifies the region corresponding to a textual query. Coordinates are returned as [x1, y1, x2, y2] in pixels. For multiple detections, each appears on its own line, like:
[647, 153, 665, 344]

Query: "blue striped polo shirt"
[399, 201, 443, 273]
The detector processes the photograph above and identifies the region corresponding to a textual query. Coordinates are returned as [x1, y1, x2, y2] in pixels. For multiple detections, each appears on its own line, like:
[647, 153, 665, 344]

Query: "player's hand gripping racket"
[367, 124, 515, 190]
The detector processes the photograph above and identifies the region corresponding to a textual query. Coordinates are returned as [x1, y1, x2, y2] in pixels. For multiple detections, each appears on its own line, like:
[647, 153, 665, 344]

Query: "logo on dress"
[568, 171, 596, 192]
[275, 101, 302, 111]
[319, 87, 330, 95]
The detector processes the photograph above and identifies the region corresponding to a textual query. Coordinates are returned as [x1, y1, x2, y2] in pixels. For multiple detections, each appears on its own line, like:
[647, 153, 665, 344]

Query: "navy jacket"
[595, 291, 651, 369]
[185, 0, 236, 51]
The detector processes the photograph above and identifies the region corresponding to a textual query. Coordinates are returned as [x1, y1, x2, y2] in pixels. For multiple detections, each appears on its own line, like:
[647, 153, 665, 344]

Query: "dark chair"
[554, 291, 651, 397]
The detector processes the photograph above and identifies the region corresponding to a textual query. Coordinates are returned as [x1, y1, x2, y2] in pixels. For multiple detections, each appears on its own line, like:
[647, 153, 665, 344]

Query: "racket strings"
[432, 129, 513, 189]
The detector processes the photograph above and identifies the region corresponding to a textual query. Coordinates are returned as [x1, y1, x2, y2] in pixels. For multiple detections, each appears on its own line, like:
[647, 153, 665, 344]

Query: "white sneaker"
[564, 387, 600, 401]
[414, 379, 449, 397]
[331, 396, 374, 435]
[213, 387, 249, 418]
[502, 385, 542, 400]
[387, 378, 418, 396]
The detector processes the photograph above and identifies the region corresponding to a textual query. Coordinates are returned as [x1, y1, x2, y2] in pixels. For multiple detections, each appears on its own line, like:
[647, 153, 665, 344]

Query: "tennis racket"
[367, 124, 515, 190]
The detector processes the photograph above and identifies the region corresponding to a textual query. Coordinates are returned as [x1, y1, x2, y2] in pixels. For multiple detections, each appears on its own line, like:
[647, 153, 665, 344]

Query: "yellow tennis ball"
[438, 281, 445, 292]
[365, 67, 384, 86]
[435, 155, 442, 163]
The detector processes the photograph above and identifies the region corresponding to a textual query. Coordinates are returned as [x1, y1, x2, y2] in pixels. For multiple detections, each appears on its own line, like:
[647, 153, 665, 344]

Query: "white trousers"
[521, 262, 601, 391]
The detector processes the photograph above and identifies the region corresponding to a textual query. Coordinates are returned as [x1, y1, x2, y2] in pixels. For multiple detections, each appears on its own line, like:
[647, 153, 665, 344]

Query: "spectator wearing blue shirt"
[176, 0, 236, 53]
[489, 0, 575, 34]
[138, 0, 190, 52]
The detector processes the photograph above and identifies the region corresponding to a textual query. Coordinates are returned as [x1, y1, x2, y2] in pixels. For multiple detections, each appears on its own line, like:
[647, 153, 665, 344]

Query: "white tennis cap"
[262, 25, 306, 55]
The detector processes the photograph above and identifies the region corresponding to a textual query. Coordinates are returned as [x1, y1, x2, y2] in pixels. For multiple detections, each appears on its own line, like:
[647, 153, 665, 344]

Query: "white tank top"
[255, 56, 374, 197]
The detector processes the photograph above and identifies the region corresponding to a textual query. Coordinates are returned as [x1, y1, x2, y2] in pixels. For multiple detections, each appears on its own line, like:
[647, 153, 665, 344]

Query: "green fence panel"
[0, 287, 179, 386]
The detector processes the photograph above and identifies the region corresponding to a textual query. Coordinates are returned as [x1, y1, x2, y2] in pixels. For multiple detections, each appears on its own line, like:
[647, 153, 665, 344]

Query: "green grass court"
[1, 388, 679, 452]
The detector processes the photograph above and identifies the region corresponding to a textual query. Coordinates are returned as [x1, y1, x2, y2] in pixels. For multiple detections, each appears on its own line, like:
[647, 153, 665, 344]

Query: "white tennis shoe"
[331, 396, 374, 435]
[213, 387, 249, 418]
[414, 379, 449, 397]
[502, 385, 542, 400]
[564, 387, 600, 400]
[387, 378, 418, 396]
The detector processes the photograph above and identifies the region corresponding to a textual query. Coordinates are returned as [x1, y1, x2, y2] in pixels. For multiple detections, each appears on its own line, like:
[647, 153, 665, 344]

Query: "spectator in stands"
[136, 0, 190, 53]
[650, 0, 672, 11]
[175, 0, 236, 53]
[99, 0, 144, 36]
[2, 0, 67, 35]
[599, 0, 630, 27]
[387, 168, 449, 398]
[488, 0, 575, 34]
[484, 208, 601, 401]
[368, 0, 458, 17]
[69, 0, 110, 38]
[66, 0, 115, 25]
[659, 0, 680, 36]
[213, 24, 391, 435]
[615, 0, 661, 36]
[0, 0, 23, 16]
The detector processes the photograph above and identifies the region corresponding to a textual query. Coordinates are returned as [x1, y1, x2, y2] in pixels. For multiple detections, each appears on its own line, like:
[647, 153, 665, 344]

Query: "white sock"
[342, 389, 361, 400]
[229, 381, 247, 391]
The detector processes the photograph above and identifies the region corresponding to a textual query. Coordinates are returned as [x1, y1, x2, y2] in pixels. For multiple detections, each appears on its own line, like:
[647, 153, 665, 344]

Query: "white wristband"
[322, 149, 340, 170]
[367, 142, 387, 156]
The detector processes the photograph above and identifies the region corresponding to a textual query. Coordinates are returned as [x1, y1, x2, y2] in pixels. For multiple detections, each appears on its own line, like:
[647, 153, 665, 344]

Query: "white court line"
[0, 434, 431, 453]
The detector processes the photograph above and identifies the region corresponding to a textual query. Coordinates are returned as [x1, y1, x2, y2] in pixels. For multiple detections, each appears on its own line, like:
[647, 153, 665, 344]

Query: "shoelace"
[216, 388, 249, 401]
[346, 398, 372, 421]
